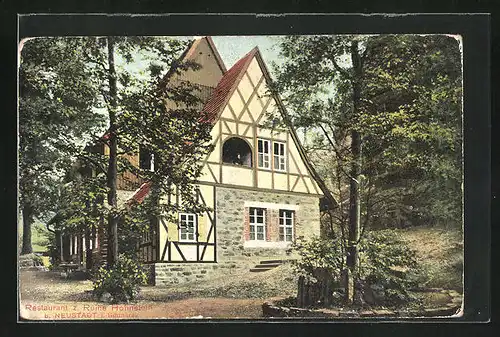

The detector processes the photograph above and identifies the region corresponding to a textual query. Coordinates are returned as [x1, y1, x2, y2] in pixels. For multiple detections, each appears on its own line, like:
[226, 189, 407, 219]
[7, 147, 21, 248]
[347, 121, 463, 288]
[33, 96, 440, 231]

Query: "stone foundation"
[152, 261, 252, 286]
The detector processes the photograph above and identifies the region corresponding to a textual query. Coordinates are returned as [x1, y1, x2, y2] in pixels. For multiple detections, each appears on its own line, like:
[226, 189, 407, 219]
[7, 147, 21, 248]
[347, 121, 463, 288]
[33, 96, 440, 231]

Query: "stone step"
[259, 259, 295, 265]
[253, 263, 282, 268]
[249, 267, 273, 272]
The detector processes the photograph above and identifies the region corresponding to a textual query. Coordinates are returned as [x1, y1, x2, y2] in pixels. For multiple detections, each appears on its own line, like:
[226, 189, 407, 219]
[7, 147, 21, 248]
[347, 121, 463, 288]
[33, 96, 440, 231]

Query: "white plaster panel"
[222, 165, 253, 186]
[257, 170, 272, 189]
[273, 173, 288, 191]
[237, 74, 254, 103]
[246, 58, 263, 86]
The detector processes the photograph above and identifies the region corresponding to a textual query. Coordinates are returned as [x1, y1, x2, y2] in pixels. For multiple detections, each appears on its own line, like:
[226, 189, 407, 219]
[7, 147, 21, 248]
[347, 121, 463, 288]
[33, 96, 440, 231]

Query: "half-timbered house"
[57, 37, 334, 285]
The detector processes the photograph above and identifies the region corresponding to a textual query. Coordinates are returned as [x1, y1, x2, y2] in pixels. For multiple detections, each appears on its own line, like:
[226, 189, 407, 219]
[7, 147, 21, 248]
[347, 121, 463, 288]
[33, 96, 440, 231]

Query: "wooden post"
[69, 234, 73, 258]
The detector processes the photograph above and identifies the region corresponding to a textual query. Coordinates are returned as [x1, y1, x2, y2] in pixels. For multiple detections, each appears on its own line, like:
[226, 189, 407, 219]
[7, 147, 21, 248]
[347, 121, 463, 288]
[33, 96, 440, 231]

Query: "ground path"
[20, 298, 265, 320]
[19, 269, 292, 320]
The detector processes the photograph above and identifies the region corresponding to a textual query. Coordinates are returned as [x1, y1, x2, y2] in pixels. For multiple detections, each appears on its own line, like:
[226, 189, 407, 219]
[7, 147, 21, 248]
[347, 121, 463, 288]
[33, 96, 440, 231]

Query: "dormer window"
[222, 137, 253, 167]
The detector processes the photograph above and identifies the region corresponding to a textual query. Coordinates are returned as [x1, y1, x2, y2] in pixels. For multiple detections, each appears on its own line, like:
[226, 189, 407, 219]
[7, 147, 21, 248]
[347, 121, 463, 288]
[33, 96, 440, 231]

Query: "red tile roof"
[128, 181, 152, 204]
[201, 48, 258, 123]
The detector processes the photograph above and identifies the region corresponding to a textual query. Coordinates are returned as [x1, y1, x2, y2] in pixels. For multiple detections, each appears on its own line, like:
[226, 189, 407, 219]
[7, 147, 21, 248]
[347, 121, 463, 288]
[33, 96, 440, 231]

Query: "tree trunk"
[21, 204, 34, 255]
[85, 227, 92, 270]
[55, 230, 63, 264]
[78, 232, 84, 266]
[106, 36, 119, 267]
[345, 40, 363, 305]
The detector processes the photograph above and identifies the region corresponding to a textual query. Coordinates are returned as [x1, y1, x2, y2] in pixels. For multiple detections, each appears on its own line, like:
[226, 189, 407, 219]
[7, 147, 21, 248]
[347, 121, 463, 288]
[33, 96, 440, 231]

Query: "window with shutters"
[257, 139, 270, 169]
[279, 210, 294, 242]
[249, 207, 266, 240]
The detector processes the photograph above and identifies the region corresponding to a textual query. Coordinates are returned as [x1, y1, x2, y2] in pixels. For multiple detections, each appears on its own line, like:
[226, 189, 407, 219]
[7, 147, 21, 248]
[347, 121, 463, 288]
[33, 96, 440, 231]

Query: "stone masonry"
[216, 186, 320, 262]
[153, 186, 321, 286]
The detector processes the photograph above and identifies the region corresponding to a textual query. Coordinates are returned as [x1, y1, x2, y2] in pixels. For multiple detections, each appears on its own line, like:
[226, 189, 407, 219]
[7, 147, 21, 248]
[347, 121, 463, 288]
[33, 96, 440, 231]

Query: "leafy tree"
[40, 36, 213, 266]
[19, 37, 104, 254]
[273, 34, 462, 304]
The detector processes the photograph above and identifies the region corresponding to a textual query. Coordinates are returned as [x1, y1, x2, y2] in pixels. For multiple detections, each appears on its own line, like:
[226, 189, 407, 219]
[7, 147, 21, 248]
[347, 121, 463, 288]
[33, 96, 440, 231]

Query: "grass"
[140, 263, 298, 302]
[394, 225, 463, 291]
[18, 219, 51, 254]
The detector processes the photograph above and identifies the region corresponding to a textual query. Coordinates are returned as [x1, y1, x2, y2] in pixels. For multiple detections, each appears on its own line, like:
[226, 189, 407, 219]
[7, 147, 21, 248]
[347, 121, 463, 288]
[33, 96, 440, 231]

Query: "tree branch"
[329, 54, 351, 80]
[76, 153, 108, 177]
[318, 123, 358, 183]
[83, 50, 109, 73]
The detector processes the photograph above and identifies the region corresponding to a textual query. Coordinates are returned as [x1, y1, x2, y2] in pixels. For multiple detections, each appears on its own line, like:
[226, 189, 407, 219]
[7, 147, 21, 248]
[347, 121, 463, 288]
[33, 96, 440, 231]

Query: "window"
[139, 145, 154, 171]
[257, 139, 270, 169]
[222, 137, 253, 167]
[179, 213, 196, 242]
[279, 210, 294, 242]
[249, 207, 266, 240]
[273, 141, 286, 171]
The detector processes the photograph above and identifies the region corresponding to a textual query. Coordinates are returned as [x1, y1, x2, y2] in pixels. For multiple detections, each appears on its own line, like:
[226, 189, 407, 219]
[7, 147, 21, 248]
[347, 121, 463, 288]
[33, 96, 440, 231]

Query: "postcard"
[18, 24, 470, 321]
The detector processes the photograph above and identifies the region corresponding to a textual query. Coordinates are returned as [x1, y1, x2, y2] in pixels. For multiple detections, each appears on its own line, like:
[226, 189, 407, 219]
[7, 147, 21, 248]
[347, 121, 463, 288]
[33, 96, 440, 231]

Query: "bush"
[358, 230, 420, 305]
[289, 230, 421, 307]
[92, 254, 147, 303]
[288, 236, 344, 284]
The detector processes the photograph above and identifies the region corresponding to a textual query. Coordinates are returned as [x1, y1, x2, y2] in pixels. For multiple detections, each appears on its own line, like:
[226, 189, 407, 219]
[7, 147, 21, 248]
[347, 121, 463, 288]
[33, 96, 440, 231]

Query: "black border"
[1, 10, 492, 337]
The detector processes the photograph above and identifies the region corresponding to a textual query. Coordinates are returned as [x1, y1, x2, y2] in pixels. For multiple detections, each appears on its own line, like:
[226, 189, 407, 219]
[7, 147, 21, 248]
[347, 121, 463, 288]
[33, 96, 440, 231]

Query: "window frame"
[279, 209, 294, 242]
[249, 207, 266, 241]
[178, 212, 197, 242]
[273, 141, 286, 171]
[257, 139, 271, 170]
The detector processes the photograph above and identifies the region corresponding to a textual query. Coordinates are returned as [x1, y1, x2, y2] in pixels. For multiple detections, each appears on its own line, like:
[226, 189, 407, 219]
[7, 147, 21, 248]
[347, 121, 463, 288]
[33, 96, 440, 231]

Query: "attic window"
[222, 137, 253, 167]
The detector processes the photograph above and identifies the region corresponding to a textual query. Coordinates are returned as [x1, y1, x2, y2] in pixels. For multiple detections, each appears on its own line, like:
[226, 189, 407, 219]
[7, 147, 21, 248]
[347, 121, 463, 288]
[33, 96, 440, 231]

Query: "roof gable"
[201, 48, 258, 123]
[203, 46, 337, 207]
[125, 40, 336, 208]
[185, 36, 227, 73]
[252, 50, 338, 208]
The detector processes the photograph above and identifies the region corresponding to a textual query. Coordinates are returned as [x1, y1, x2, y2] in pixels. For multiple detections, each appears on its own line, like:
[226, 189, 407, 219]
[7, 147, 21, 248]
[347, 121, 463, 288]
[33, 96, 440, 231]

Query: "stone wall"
[216, 186, 321, 264]
[152, 261, 249, 286]
[262, 292, 463, 318]
[152, 186, 321, 285]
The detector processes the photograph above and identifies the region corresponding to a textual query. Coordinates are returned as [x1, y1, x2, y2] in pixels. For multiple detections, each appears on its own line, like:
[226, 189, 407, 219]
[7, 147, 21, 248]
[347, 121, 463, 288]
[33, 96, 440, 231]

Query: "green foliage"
[289, 236, 344, 283]
[92, 254, 147, 303]
[358, 230, 420, 305]
[117, 203, 152, 259]
[19, 38, 104, 216]
[20, 37, 214, 264]
[290, 231, 421, 306]
[19, 37, 105, 253]
[274, 35, 462, 230]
